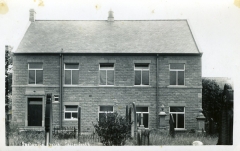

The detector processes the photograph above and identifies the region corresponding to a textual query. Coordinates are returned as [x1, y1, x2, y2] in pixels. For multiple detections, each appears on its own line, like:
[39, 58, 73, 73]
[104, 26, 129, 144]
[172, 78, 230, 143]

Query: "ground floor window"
[98, 106, 114, 122]
[64, 105, 78, 120]
[169, 107, 185, 129]
[28, 98, 43, 126]
[136, 107, 149, 128]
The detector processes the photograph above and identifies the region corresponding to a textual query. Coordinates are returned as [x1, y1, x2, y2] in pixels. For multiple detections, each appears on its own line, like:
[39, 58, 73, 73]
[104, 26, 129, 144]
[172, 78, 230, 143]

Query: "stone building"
[12, 9, 203, 133]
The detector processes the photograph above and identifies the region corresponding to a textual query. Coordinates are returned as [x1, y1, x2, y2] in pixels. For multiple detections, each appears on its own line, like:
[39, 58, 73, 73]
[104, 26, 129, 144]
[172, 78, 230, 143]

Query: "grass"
[149, 129, 218, 145]
[7, 124, 218, 146]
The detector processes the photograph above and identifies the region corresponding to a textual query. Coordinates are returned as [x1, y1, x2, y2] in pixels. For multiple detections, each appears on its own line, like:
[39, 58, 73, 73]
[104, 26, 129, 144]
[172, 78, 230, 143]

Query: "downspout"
[59, 50, 63, 128]
[156, 54, 159, 128]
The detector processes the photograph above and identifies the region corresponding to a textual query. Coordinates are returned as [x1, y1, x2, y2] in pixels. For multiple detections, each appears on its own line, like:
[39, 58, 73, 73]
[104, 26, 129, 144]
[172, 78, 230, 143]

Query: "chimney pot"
[29, 9, 36, 22]
[108, 10, 114, 22]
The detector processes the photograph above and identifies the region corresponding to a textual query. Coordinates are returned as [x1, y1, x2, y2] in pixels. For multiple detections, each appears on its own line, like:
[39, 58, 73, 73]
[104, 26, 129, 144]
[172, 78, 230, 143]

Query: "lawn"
[8, 129, 218, 146]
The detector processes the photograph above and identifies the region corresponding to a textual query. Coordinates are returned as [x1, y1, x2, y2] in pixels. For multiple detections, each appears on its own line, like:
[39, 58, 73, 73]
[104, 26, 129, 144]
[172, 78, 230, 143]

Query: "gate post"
[45, 93, 52, 146]
[132, 102, 137, 139]
[78, 106, 81, 142]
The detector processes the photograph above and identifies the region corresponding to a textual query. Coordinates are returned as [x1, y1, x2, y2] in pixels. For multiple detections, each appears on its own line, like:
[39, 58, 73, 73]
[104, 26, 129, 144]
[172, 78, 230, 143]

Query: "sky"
[0, 0, 240, 150]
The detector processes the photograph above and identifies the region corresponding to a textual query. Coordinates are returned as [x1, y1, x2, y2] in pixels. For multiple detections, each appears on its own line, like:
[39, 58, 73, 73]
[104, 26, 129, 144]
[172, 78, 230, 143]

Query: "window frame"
[64, 63, 79, 85]
[169, 63, 185, 86]
[134, 64, 150, 86]
[136, 106, 149, 128]
[64, 105, 78, 120]
[98, 105, 114, 121]
[99, 64, 115, 86]
[28, 63, 43, 85]
[54, 95, 59, 102]
[169, 106, 185, 130]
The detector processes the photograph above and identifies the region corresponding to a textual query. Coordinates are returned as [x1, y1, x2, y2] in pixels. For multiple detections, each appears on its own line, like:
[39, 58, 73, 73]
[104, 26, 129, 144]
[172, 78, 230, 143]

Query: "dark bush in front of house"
[93, 112, 131, 146]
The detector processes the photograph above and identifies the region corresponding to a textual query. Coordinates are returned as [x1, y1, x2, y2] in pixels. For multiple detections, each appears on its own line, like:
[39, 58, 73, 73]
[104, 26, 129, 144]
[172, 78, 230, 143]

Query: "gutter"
[59, 51, 63, 128]
[156, 54, 159, 128]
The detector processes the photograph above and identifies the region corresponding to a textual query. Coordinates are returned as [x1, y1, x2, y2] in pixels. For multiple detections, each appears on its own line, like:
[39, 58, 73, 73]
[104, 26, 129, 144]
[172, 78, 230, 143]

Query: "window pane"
[54, 95, 59, 101]
[72, 113, 78, 119]
[142, 70, 149, 85]
[172, 114, 177, 128]
[65, 64, 79, 69]
[135, 70, 141, 85]
[29, 70, 35, 84]
[66, 106, 78, 111]
[135, 64, 149, 69]
[99, 113, 106, 122]
[29, 63, 42, 69]
[72, 70, 79, 84]
[178, 114, 184, 128]
[100, 70, 106, 85]
[170, 107, 184, 112]
[143, 114, 148, 128]
[65, 70, 71, 84]
[136, 113, 140, 126]
[178, 71, 184, 85]
[100, 106, 113, 112]
[100, 63, 114, 68]
[136, 107, 148, 112]
[107, 70, 114, 85]
[170, 71, 176, 85]
[65, 113, 71, 119]
[36, 70, 43, 84]
[170, 63, 184, 69]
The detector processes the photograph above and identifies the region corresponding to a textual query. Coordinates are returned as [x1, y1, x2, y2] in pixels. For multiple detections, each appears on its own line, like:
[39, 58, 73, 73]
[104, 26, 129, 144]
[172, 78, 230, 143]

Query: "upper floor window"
[169, 63, 185, 85]
[99, 63, 114, 85]
[134, 64, 149, 85]
[65, 63, 79, 85]
[28, 63, 43, 84]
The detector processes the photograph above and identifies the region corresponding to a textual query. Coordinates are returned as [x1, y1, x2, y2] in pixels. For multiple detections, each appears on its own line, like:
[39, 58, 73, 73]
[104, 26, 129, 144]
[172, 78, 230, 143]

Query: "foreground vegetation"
[149, 129, 217, 145]
[8, 124, 217, 146]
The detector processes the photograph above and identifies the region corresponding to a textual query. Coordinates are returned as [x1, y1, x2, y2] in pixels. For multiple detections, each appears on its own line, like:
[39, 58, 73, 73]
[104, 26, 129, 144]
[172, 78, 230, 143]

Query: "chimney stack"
[29, 9, 36, 22]
[108, 10, 114, 22]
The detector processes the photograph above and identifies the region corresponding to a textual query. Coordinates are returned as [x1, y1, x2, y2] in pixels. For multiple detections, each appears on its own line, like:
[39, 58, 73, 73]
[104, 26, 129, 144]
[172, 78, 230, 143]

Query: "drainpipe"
[59, 50, 63, 128]
[156, 54, 159, 128]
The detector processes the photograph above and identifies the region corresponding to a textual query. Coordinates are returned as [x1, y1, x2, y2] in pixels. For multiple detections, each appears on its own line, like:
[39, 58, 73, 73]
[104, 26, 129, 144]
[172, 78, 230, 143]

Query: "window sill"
[174, 128, 187, 131]
[64, 119, 78, 121]
[167, 85, 202, 89]
[168, 85, 187, 88]
[134, 85, 150, 87]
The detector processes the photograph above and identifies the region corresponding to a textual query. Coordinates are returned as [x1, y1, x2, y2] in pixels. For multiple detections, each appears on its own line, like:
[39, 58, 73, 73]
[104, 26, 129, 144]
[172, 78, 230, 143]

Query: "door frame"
[25, 96, 45, 127]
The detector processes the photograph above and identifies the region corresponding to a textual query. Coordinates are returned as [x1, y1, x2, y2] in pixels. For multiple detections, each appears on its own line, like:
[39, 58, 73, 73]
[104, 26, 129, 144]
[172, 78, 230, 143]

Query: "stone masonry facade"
[12, 54, 202, 132]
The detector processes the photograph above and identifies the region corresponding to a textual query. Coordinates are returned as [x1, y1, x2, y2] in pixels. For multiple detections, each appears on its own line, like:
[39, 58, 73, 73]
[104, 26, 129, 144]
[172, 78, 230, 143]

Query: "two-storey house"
[12, 9, 203, 133]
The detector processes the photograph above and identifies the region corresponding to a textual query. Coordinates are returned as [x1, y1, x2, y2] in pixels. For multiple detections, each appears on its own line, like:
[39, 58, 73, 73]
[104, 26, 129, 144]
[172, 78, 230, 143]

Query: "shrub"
[93, 112, 131, 146]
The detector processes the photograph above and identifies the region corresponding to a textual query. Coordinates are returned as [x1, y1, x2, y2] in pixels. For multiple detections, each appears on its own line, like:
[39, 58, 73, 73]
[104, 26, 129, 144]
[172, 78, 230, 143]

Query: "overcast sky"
[0, 0, 240, 149]
[1, 0, 240, 79]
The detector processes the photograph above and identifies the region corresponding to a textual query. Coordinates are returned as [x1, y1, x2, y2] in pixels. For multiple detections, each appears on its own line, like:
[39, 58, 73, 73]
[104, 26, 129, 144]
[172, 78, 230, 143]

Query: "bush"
[93, 112, 131, 146]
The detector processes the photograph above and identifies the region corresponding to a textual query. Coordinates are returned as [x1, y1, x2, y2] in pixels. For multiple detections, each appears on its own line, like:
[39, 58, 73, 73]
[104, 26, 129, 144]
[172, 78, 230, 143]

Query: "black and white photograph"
[1, 0, 240, 150]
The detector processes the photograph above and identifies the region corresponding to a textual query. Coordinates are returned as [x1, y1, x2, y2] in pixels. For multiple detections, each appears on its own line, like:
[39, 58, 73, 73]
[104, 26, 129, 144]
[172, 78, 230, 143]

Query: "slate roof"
[15, 20, 200, 54]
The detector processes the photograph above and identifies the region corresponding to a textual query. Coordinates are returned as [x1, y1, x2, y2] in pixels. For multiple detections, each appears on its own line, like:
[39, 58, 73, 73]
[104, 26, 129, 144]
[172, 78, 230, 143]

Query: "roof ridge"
[34, 19, 187, 21]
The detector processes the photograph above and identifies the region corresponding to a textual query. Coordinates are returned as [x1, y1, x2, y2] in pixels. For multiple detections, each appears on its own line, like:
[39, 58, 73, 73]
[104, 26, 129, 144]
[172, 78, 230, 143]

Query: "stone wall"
[12, 54, 202, 132]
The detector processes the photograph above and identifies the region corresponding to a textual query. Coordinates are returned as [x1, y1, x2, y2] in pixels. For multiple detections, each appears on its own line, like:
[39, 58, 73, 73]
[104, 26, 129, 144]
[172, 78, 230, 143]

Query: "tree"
[5, 45, 13, 146]
[202, 78, 222, 135]
[93, 112, 131, 146]
[5, 45, 13, 116]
